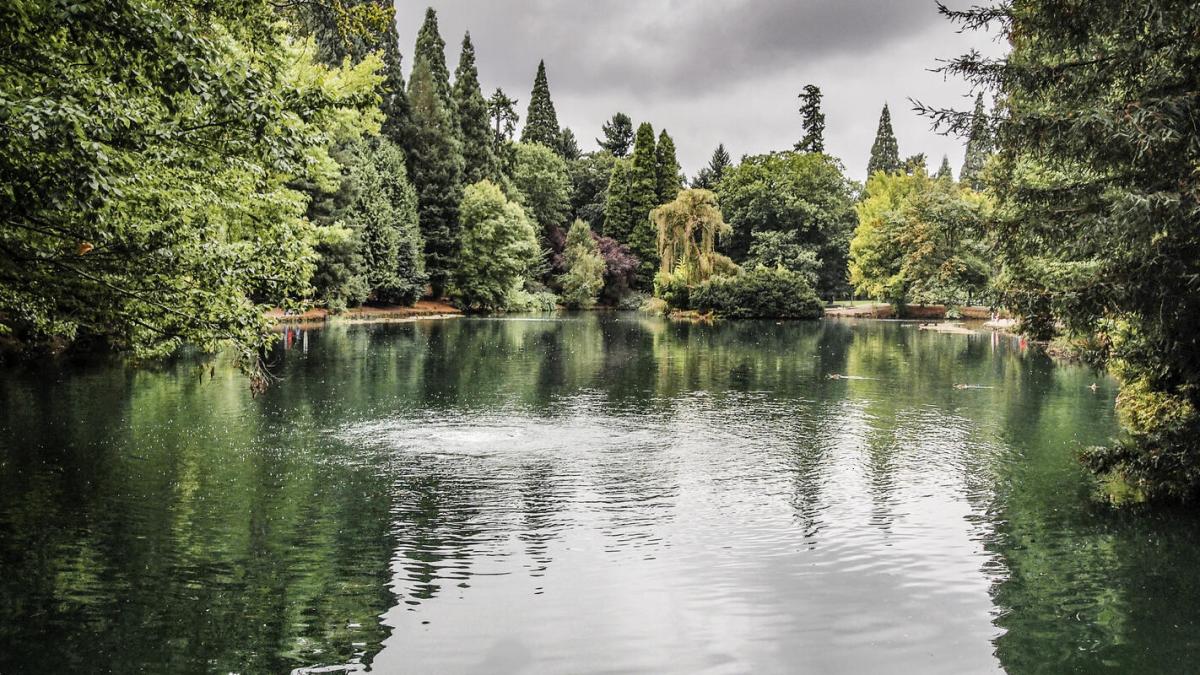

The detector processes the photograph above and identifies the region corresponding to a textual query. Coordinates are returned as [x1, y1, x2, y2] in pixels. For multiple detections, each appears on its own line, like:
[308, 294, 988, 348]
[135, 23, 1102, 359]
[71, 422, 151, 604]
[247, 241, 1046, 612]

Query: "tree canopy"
[0, 3, 385, 383]
[933, 0, 1200, 501]
[717, 151, 857, 297]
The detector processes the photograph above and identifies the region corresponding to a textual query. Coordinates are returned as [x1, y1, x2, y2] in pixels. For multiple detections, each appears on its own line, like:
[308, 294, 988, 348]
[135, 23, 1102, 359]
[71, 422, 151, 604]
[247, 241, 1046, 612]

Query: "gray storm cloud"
[394, 0, 1005, 180]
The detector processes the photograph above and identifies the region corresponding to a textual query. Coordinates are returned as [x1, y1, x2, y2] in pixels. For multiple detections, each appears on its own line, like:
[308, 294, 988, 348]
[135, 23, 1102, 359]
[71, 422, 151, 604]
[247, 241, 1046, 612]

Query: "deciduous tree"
[454, 181, 540, 310]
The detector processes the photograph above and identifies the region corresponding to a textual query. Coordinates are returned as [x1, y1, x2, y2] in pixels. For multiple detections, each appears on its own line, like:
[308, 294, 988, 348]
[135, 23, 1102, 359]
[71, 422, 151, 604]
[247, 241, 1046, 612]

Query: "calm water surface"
[3, 315, 1200, 674]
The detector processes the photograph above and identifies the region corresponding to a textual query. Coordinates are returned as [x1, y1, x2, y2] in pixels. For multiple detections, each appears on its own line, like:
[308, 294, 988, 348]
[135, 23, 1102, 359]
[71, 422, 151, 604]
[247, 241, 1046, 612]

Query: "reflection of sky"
[343, 390, 1005, 673]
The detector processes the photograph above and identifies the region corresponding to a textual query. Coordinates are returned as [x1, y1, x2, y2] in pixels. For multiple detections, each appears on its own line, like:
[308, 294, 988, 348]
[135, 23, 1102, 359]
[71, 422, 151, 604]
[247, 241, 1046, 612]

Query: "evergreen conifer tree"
[655, 130, 683, 203]
[521, 60, 562, 150]
[936, 154, 954, 181]
[414, 8, 454, 115]
[359, 138, 426, 305]
[598, 113, 635, 156]
[407, 56, 464, 297]
[628, 122, 661, 285]
[692, 143, 732, 189]
[795, 84, 826, 153]
[453, 32, 498, 185]
[866, 104, 901, 176]
[380, 19, 411, 152]
[959, 93, 992, 189]
[603, 160, 634, 241]
[559, 128, 582, 160]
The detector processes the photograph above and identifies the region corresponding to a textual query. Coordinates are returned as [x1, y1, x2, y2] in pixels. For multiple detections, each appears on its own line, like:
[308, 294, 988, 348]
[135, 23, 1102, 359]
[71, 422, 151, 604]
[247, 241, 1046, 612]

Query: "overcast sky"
[393, 0, 1006, 182]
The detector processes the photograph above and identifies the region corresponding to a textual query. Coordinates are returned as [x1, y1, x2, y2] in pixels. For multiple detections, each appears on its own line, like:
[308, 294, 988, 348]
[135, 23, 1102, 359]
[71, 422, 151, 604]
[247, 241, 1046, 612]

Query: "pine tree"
[936, 154, 954, 181]
[487, 88, 519, 144]
[453, 32, 498, 185]
[598, 113, 634, 156]
[655, 130, 683, 203]
[795, 84, 826, 153]
[407, 56, 464, 297]
[414, 8, 454, 115]
[959, 93, 992, 189]
[692, 143, 732, 189]
[521, 60, 561, 150]
[628, 122, 661, 285]
[866, 104, 901, 176]
[603, 159, 633, 242]
[558, 127, 582, 160]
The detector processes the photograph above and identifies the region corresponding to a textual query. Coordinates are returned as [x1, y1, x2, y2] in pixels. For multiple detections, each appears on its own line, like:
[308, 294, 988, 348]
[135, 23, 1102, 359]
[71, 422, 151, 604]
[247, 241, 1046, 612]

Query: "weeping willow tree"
[652, 189, 733, 285]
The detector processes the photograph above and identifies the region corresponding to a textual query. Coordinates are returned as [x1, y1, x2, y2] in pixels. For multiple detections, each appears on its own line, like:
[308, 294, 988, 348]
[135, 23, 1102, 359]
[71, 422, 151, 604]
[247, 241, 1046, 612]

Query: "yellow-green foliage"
[849, 172, 928, 303]
[652, 189, 733, 285]
[849, 171, 991, 307]
[559, 219, 606, 309]
[0, 6, 386, 385]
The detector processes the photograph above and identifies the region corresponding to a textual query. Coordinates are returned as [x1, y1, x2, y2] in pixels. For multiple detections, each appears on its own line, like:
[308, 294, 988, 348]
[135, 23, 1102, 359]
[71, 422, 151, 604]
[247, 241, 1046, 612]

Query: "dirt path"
[267, 300, 463, 325]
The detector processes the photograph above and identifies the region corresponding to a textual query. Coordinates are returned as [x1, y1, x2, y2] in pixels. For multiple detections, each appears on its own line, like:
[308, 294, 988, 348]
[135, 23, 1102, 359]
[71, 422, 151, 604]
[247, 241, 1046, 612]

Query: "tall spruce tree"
[598, 113, 635, 156]
[936, 154, 954, 181]
[692, 143, 732, 189]
[453, 32, 498, 185]
[795, 84, 826, 153]
[407, 56, 464, 297]
[379, 18, 411, 151]
[627, 122, 661, 285]
[414, 8, 454, 115]
[866, 104, 901, 176]
[959, 93, 992, 189]
[521, 60, 562, 150]
[655, 130, 683, 203]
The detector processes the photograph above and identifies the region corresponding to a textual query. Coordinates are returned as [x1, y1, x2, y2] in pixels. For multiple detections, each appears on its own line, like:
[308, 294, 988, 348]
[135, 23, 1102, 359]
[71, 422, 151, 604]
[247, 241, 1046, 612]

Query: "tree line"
[4, 0, 1195, 501]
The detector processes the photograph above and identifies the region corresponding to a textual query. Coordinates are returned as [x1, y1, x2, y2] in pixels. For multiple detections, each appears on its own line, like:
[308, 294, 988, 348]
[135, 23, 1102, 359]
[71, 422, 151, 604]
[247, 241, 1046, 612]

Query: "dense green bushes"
[691, 268, 824, 319]
[656, 267, 823, 320]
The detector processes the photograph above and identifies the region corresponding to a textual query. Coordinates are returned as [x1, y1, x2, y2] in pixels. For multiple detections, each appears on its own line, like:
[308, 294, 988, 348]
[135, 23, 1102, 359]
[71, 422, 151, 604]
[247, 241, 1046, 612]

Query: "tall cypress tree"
[407, 56, 464, 297]
[655, 130, 683, 203]
[521, 60, 561, 150]
[795, 84, 826, 153]
[414, 8, 454, 119]
[866, 104, 901, 176]
[959, 93, 992, 189]
[628, 122, 660, 285]
[453, 32, 498, 185]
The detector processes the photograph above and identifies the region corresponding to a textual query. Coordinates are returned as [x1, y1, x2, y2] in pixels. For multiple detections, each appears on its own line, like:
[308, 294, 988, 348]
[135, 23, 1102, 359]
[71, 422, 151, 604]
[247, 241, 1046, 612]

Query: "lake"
[2, 314, 1199, 673]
